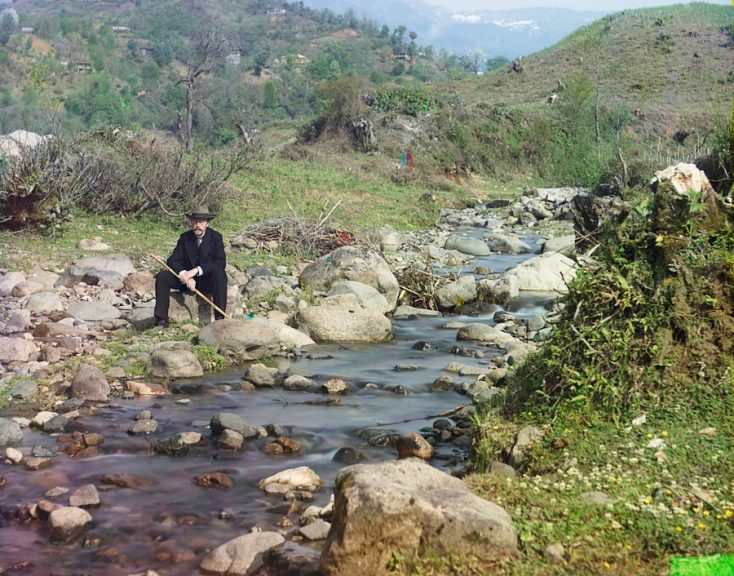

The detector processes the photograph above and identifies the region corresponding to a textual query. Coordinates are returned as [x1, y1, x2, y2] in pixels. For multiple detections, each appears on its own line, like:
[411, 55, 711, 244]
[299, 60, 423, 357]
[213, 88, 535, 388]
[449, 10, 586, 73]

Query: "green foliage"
[506, 178, 734, 419]
[366, 85, 434, 116]
[193, 344, 228, 372]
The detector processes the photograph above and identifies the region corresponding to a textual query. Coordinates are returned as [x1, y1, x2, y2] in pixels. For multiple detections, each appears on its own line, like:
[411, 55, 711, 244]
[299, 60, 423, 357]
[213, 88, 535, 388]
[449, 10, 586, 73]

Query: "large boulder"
[200, 532, 285, 576]
[444, 235, 490, 256]
[0, 130, 50, 159]
[327, 281, 391, 315]
[55, 254, 136, 289]
[296, 295, 391, 343]
[498, 252, 577, 293]
[70, 365, 110, 402]
[199, 319, 282, 361]
[148, 343, 203, 379]
[320, 459, 517, 576]
[434, 275, 477, 310]
[299, 246, 399, 310]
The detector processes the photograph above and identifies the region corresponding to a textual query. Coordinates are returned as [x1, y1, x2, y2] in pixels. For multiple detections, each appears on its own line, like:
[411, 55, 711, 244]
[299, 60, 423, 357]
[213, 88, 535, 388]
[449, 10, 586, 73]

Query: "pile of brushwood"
[0, 129, 257, 231]
[506, 173, 734, 420]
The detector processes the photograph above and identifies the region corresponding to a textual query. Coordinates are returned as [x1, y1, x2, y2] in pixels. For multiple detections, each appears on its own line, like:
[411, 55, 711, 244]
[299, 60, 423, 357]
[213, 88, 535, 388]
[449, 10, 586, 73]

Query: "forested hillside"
[0, 0, 476, 143]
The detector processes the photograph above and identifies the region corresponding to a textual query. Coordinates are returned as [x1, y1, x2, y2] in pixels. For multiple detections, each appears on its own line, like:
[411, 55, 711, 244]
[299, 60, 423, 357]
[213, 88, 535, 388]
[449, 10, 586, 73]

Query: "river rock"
[509, 425, 545, 470]
[327, 281, 391, 315]
[69, 484, 100, 508]
[70, 365, 110, 402]
[148, 349, 203, 379]
[296, 295, 391, 343]
[299, 245, 399, 310]
[77, 238, 111, 251]
[283, 374, 317, 392]
[456, 323, 515, 346]
[123, 271, 155, 293]
[434, 276, 477, 310]
[55, 253, 136, 288]
[10, 379, 38, 401]
[11, 280, 45, 297]
[499, 252, 577, 293]
[257, 466, 322, 492]
[320, 459, 517, 576]
[198, 319, 282, 361]
[244, 363, 279, 387]
[199, 532, 285, 576]
[67, 301, 122, 322]
[48, 506, 93, 543]
[541, 234, 576, 255]
[485, 231, 533, 254]
[128, 419, 159, 435]
[0, 271, 25, 296]
[392, 305, 441, 318]
[210, 413, 258, 439]
[0, 336, 38, 362]
[0, 417, 23, 446]
[298, 519, 331, 541]
[262, 541, 321, 576]
[2, 309, 32, 334]
[444, 235, 490, 256]
[396, 433, 434, 460]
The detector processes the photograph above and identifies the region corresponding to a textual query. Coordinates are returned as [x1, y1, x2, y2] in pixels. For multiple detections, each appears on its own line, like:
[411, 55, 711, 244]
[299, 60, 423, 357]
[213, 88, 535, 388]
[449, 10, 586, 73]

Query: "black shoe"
[154, 318, 168, 327]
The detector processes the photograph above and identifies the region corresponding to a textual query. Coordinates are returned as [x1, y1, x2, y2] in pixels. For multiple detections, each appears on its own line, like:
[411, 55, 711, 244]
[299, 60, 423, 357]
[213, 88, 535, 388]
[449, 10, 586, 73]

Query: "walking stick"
[150, 254, 232, 320]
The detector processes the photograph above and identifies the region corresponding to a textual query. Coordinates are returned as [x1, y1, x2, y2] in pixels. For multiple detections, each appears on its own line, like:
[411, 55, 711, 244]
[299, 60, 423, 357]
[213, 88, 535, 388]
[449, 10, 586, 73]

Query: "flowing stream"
[0, 231, 556, 575]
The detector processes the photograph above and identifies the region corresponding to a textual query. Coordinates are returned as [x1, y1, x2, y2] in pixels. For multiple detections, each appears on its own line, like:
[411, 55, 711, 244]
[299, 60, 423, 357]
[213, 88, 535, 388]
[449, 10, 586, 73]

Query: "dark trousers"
[154, 268, 228, 321]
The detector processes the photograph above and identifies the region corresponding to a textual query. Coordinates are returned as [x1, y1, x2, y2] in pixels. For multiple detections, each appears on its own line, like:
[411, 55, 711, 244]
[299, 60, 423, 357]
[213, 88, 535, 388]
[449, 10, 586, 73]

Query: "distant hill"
[302, 0, 606, 58]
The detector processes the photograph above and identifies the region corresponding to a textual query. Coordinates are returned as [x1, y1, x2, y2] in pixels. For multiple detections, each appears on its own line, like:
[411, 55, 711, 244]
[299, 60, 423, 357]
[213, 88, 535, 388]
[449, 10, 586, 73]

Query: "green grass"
[0, 156, 476, 272]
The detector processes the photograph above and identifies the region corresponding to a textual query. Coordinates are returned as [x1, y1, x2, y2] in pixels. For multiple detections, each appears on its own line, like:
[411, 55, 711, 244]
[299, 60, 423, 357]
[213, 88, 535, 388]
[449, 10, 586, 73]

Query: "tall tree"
[177, 30, 223, 151]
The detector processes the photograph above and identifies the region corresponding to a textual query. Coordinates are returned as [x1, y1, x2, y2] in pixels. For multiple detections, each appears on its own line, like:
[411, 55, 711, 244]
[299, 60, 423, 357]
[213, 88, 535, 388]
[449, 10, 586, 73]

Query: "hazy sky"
[423, 0, 731, 10]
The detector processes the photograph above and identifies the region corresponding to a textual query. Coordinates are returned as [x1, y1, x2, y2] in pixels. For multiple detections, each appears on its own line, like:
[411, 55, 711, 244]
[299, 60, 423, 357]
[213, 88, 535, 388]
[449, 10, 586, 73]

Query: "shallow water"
[0, 233, 556, 575]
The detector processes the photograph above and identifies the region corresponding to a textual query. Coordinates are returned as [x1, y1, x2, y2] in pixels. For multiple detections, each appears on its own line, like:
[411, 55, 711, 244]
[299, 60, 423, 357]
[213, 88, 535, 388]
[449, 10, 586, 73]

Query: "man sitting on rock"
[154, 206, 227, 327]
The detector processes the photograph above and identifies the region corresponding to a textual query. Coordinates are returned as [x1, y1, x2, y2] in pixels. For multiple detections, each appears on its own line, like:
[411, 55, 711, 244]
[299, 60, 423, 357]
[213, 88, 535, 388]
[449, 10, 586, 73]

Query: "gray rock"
[2, 309, 32, 334]
[0, 417, 23, 446]
[55, 254, 136, 288]
[128, 419, 159, 435]
[0, 271, 25, 296]
[298, 519, 331, 541]
[218, 429, 245, 450]
[67, 301, 121, 322]
[210, 413, 257, 439]
[485, 232, 533, 254]
[444, 235, 490, 256]
[320, 459, 516, 575]
[199, 319, 282, 362]
[10, 379, 38, 401]
[456, 323, 514, 346]
[509, 426, 545, 469]
[148, 349, 203, 379]
[435, 275, 477, 310]
[48, 506, 93, 543]
[296, 296, 391, 343]
[244, 363, 279, 387]
[488, 461, 517, 478]
[0, 336, 38, 362]
[544, 543, 566, 564]
[25, 291, 64, 314]
[199, 532, 285, 576]
[392, 306, 441, 318]
[70, 365, 110, 402]
[327, 281, 391, 314]
[300, 246, 399, 309]
[283, 374, 317, 392]
[541, 234, 576, 256]
[499, 252, 578, 293]
[69, 484, 100, 508]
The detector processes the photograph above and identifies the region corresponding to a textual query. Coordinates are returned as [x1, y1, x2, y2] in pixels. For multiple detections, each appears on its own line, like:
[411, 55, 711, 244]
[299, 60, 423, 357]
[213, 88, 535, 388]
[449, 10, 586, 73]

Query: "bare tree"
[177, 30, 224, 151]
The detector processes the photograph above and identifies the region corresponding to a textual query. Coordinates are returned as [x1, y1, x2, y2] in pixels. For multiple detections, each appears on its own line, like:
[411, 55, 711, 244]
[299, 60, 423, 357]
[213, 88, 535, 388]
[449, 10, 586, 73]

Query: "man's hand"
[178, 269, 198, 290]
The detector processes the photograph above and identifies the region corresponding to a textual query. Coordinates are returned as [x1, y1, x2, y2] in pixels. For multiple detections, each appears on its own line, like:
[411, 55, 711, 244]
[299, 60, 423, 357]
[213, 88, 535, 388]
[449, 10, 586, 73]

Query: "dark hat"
[187, 205, 216, 220]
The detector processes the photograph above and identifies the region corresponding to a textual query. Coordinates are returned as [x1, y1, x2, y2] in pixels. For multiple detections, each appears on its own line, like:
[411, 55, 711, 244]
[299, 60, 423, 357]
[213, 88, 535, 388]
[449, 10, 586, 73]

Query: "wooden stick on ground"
[149, 254, 232, 320]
